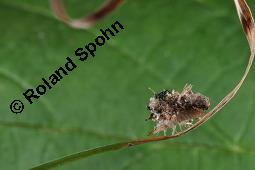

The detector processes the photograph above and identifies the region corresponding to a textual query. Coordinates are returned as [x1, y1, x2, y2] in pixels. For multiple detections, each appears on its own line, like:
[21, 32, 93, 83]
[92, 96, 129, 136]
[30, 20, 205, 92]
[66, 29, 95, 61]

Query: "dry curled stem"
[50, 0, 124, 29]
[139, 0, 255, 142]
[30, 0, 255, 169]
[190, 0, 255, 133]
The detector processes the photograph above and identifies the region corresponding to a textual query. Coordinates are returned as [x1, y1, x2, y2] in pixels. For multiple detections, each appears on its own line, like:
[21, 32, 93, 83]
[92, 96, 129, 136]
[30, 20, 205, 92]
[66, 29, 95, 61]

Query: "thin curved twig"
[50, 0, 124, 29]
[30, 0, 255, 169]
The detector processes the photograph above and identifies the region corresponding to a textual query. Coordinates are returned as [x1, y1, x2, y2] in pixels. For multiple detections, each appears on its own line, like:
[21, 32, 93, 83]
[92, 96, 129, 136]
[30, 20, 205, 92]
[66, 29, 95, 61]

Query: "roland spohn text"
[23, 21, 124, 105]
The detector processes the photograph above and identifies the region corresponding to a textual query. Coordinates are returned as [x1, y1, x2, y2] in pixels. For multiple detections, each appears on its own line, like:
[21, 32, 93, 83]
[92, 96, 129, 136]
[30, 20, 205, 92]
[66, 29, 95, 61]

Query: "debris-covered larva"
[147, 84, 210, 135]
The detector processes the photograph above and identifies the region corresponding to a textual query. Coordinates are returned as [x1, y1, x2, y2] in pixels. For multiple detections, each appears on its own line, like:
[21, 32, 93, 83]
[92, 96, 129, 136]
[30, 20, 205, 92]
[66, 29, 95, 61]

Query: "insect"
[146, 84, 210, 135]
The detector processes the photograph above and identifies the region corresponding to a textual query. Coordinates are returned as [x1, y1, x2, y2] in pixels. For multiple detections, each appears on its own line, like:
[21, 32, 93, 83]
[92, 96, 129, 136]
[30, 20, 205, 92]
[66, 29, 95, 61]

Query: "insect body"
[147, 84, 210, 135]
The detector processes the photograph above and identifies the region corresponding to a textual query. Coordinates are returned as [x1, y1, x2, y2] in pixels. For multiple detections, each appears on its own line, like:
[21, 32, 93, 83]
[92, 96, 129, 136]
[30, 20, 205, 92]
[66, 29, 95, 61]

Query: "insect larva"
[147, 84, 210, 135]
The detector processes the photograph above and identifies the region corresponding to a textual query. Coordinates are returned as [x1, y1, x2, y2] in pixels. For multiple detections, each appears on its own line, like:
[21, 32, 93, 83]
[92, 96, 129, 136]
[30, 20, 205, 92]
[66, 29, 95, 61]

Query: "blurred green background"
[1, 0, 255, 169]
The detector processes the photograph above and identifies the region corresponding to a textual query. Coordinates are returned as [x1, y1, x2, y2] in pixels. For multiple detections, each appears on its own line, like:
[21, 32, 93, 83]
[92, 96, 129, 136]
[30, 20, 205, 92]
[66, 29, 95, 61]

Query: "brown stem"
[50, 0, 124, 29]
[131, 0, 255, 143]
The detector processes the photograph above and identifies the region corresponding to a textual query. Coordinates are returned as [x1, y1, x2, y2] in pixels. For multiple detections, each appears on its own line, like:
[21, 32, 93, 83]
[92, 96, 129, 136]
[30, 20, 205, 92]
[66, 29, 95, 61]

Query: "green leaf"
[0, 0, 255, 169]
